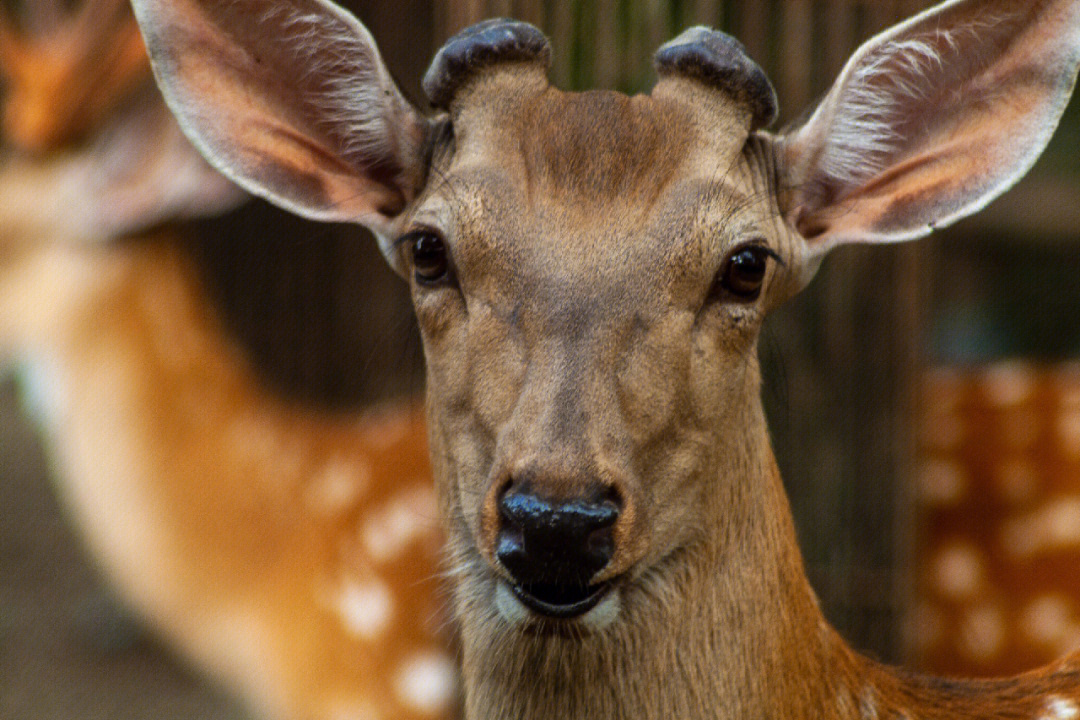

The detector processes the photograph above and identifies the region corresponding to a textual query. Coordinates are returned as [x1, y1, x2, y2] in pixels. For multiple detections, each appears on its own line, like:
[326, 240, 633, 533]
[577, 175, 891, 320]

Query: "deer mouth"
[507, 579, 613, 619]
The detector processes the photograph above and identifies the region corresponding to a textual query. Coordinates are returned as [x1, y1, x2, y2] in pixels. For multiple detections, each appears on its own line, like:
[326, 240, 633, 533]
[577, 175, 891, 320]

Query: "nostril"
[497, 485, 545, 527]
[495, 523, 527, 572]
[587, 526, 615, 556]
[579, 495, 620, 532]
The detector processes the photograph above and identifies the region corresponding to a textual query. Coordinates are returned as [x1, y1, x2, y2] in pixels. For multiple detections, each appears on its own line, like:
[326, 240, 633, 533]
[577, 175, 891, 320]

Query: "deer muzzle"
[493, 479, 622, 619]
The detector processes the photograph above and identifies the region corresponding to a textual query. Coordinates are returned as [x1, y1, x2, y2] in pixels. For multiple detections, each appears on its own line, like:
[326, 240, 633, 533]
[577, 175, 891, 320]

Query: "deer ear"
[779, 0, 1080, 256]
[130, 0, 430, 243]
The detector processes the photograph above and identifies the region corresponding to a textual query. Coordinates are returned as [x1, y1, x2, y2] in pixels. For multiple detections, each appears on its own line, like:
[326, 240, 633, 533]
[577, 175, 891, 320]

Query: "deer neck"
[449, 400, 1080, 720]
[450, 402, 869, 720]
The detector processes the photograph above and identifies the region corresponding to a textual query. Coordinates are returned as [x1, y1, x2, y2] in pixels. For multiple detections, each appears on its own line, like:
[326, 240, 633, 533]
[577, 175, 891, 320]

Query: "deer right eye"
[408, 231, 452, 285]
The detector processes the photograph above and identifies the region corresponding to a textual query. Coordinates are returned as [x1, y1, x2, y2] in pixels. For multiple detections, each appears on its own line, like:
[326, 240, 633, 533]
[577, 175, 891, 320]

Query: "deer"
[131, 0, 1080, 717]
[0, 2, 456, 719]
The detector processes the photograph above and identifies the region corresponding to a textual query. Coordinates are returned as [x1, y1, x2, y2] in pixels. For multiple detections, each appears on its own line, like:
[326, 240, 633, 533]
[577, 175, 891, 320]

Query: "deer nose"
[495, 481, 620, 588]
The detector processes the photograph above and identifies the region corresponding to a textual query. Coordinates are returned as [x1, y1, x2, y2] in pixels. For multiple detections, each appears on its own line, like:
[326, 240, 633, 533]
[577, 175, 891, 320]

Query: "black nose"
[495, 481, 620, 588]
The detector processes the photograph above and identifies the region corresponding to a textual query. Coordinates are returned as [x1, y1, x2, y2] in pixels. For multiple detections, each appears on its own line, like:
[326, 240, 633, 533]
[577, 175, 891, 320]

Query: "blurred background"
[2, 0, 1080, 718]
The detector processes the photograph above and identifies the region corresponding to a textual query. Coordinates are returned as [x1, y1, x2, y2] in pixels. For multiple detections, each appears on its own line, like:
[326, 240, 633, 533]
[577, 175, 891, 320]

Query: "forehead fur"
[443, 59, 762, 215]
[516, 89, 694, 202]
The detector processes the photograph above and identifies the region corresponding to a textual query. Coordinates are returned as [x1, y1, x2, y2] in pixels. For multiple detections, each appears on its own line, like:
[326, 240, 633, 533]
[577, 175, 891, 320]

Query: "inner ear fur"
[131, 0, 431, 243]
[779, 0, 1080, 254]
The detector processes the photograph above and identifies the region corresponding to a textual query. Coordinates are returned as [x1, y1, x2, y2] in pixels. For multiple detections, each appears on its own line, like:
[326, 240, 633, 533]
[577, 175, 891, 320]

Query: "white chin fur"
[494, 581, 621, 632]
[494, 582, 531, 626]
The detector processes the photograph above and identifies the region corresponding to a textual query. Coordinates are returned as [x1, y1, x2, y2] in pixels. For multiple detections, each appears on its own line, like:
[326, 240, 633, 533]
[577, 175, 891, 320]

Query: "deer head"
[0, 0, 242, 236]
[0, 0, 147, 152]
[0, 0, 241, 358]
[131, 0, 1080, 717]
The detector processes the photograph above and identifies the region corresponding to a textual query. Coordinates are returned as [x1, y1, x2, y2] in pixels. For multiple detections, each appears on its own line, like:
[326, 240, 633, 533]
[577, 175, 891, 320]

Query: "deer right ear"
[130, 0, 431, 246]
[778, 0, 1080, 258]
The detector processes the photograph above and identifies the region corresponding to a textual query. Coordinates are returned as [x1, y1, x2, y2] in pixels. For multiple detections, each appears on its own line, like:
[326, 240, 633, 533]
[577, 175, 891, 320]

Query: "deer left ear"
[779, 0, 1080, 256]
[131, 0, 431, 247]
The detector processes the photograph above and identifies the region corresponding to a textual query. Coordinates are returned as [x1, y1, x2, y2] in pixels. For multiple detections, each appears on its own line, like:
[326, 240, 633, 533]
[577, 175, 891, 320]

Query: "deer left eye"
[715, 245, 776, 302]
[408, 231, 452, 285]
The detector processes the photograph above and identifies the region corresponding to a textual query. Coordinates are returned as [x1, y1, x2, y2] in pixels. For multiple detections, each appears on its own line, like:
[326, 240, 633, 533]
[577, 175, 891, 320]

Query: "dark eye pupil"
[720, 247, 769, 300]
[411, 232, 449, 283]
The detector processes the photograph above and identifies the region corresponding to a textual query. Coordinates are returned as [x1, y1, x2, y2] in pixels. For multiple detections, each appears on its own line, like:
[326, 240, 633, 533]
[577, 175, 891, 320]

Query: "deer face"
[132, 0, 1080, 631]
[408, 55, 806, 623]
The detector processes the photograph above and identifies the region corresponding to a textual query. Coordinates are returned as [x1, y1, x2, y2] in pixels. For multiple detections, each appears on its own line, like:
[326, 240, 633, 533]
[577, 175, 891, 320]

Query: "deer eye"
[715, 245, 777, 302]
[408, 231, 452, 285]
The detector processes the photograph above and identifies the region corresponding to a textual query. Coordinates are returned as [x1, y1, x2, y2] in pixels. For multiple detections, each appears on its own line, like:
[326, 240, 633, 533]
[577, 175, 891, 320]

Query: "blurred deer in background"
[0, 2, 455, 719]
[133, 0, 1080, 717]
[913, 362, 1080, 676]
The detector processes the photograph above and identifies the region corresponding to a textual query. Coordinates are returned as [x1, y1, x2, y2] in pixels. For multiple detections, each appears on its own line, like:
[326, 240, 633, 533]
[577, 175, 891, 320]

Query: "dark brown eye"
[409, 231, 451, 285]
[716, 245, 775, 301]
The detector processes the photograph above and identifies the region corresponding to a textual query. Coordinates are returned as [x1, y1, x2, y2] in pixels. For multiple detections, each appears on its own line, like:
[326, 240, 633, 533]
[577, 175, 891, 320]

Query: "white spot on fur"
[335, 578, 393, 640]
[1022, 595, 1074, 647]
[304, 455, 371, 517]
[394, 652, 457, 715]
[494, 582, 530, 626]
[1044, 697, 1079, 720]
[918, 459, 967, 505]
[362, 486, 437, 563]
[933, 543, 984, 600]
[360, 408, 412, 449]
[982, 362, 1035, 408]
[1002, 497, 1080, 559]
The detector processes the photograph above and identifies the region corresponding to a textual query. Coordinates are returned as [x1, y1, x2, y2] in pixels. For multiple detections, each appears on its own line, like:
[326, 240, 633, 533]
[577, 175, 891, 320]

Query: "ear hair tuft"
[423, 19, 551, 109]
[655, 27, 778, 130]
